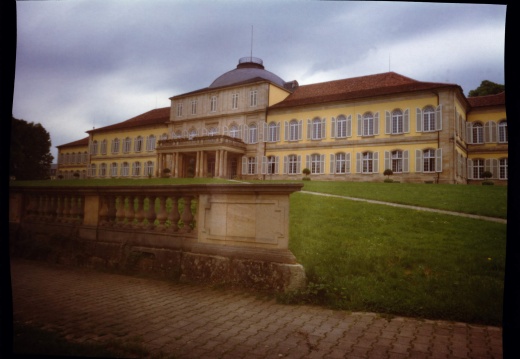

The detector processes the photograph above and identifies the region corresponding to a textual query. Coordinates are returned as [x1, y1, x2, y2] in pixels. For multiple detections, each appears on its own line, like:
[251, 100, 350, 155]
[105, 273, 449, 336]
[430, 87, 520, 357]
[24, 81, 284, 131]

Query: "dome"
[209, 57, 286, 88]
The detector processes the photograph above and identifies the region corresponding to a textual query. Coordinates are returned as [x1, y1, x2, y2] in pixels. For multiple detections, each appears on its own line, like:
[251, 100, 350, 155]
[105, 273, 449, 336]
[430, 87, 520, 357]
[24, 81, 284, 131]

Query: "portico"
[157, 135, 246, 178]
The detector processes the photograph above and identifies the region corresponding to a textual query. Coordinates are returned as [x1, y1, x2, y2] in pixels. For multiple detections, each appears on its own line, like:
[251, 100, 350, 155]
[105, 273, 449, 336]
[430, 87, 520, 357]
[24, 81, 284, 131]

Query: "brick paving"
[10, 259, 503, 358]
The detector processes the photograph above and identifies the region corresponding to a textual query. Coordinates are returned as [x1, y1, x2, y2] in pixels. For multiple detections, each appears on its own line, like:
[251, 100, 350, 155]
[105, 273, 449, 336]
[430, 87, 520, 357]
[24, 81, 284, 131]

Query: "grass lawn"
[283, 191, 506, 326]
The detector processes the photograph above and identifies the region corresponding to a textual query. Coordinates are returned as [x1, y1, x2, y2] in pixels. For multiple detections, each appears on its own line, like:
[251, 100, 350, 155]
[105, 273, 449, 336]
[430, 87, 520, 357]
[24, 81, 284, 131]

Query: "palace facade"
[56, 57, 507, 184]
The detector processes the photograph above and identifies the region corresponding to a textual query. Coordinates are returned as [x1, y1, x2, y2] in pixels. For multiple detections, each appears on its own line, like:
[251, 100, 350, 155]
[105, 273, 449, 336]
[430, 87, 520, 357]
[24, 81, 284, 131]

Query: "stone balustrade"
[9, 183, 305, 291]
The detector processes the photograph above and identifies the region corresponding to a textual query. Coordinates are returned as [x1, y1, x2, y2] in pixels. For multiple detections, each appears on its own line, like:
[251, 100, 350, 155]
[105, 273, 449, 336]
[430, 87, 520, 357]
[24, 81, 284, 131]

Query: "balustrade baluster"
[134, 195, 146, 228]
[167, 196, 180, 232]
[115, 196, 126, 227]
[99, 196, 109, 226]
[55, 195, 63, 222]
[77, 196, 84, 224]
[145, 196, 157, 230]
[69, 196, 78, 223]
[180, 195, 194, 232]
[125, 196, 135, 227]
[63, 196, 71, 222]
[107, 196, 117, 226]
[155, 196, 167, 231]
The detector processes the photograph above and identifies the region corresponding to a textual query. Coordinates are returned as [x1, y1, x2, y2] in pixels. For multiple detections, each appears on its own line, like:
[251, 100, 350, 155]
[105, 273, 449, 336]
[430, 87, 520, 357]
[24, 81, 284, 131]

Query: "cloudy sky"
[12, 1, 507, 161]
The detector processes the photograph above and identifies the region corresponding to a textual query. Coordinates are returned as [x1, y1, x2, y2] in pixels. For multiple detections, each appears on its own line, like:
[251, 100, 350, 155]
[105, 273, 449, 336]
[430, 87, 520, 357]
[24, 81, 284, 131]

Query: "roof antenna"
[250, 25, 253, 59]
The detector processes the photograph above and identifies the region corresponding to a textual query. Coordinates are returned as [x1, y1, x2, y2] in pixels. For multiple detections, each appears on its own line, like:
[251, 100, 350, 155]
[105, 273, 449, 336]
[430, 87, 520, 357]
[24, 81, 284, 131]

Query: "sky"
[12, 0, 507, 162]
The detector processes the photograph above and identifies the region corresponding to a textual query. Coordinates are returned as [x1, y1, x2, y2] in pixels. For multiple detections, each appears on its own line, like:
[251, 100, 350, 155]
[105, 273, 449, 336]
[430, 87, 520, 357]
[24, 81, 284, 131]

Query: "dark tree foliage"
[10, 117, 54, 180]
[468, 80, 505, 97]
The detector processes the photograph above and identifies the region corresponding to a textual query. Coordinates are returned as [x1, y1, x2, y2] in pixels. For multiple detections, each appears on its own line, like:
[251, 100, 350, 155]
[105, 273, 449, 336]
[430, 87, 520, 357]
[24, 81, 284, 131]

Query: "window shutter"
[242, 157, 247, 175]
[298, 120, 303, 140]
[468, 159, 474, 179]
[484, 122, 490, 143]
[403, 109, 410, 133]
[261, 156, 267, 174]
[331, 117, 336, 138]
[415, 150, 423, 172]
[263, 122, 268, 142]
[321, 118, 326, 139]
[330, 154, 335, 174]
[466, 123, 473, 144]
[489, 121, 497, 143]
[435, 148, 443, 172]
[416, 108, 423, 132]
[347, 115, 352, 137]
[297, 155, 302, 175]
[403, 150, 409, 173]
[307, 120, 311, 140]
[491, 159, 498, 179]
[385, 111, 391, 134]
[223, 126, 229, 136]
[242, 124, 249, 144]
[384, 151, 390, 171]
[356, 152, 361, 173]
[306, 155, 310, 171]
[320, 154, 325, 174]
[274, 156, 279, 174]
[435, 105, 442, 131]
[283, 156, 288, 174]
[374, 112, 380, 135]
[357, 114, 362, 136]
[276, 122, 281, 142]
[284, 121, 289, 141]
[373, 152, 379, 173]
[346, 153, 351, 173]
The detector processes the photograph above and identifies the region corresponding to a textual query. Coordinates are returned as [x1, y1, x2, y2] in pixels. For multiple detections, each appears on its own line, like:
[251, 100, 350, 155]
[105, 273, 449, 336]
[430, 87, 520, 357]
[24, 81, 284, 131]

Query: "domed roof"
[209, 57, 286, 88]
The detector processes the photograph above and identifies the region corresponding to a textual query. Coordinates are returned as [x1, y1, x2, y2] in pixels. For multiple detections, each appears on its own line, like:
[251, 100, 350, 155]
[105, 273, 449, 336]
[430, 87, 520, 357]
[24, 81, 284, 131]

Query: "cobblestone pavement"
[10, 259, 503, 359]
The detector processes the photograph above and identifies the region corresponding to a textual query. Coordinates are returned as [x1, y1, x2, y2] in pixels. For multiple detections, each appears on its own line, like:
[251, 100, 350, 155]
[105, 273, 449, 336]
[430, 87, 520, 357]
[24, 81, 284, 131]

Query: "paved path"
[10, 259, 502, 359]
[300, 191, 507, 224]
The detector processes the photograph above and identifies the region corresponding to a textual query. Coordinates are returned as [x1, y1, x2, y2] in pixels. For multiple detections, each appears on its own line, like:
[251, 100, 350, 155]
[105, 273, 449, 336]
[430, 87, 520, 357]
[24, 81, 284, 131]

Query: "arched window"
[499, 158, 508, 179]
[472, 122, 484, 144]
[392, 109, 403, 134]
[335, 153, 347, 174]
[99, 163, 107, 177]
[121, 162, 129, 177]
[362, 152, 373, 173]
[112, 138, 120, 154]
[146, 135, 156, 151]
[90, 140, 98, 155]
[423, 106, 436, 132]
[310, 153, 323, 174]
[249, 123, 257, 144]
[134, 136, 143, 152]
[498, 120, 508, 143]
[208, 127, 218, 136]
[391, 150, 403, 173]
[362, 112, 374, 136]
[423, 149, 436, 172]
[89, 163, 97, 177]
[289, 120, 300, 141]
[229, 125, 239, 138]
[123, 137, 131, 153]
[336, 115, 347, 138]
[100, 139, 107, 155]
[287, 154, 299, 174]
[268, 122, 278, 142]
[132, 162, 141, 176]
[188, 128, 197, 140]
[144, 161, 154, 176]
[110, 163, 118, 177]
[472, 159, 484, 179]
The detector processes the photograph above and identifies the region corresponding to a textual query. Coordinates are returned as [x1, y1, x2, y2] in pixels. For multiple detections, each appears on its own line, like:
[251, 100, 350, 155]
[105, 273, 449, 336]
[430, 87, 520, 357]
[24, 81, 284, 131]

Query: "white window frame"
[331, 115, 351, 138]
[498, 120, 507, 143]
[267, 122, 280, 142]
[121, 162, 129, 177]
[110, 163, 118, 177]
[330, 152, 350, 174]
[306, 153, 325, 174]
[123, 137, 131, 153]
[177, 103, 183, 117]
[210, 96, 217, 112]
[111, 138, 120, 154]
[232, 93, 239, 109]
[132, 161, 141, 177]
[90, 141, 98, 155]
[191, 100, 197, 115]
[499, 158, 508, 179]
[250, 90, 257, 107]
[144, 161, 154, 176]
[284, 154, 301, 175]
[146, 135, 156, 151]
[134, 136, 143, 152]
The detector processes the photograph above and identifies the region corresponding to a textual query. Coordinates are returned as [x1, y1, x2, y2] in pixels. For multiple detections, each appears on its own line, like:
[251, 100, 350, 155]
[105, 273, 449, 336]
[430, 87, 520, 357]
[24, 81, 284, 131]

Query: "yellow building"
[56, 57, 507, 185]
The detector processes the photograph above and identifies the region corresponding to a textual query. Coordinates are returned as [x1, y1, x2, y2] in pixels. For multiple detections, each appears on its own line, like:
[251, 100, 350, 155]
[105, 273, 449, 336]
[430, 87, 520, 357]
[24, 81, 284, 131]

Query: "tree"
[10, 116, 54, 180]
[468, 80, 505, 97]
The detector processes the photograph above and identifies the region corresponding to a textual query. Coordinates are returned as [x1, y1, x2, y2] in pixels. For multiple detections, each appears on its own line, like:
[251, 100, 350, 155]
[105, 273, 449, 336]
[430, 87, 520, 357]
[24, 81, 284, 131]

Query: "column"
[215, 150, 220, 178]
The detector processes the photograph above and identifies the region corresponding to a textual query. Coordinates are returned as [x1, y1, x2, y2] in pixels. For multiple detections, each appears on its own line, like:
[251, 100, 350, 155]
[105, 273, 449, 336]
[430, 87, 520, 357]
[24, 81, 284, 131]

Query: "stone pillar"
[215, 150, 220, 178]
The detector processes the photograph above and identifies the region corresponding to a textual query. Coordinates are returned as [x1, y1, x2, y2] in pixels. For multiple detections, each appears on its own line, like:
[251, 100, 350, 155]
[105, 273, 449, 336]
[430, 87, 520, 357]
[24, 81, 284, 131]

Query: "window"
[132, 162, 141, 177]
[111, 138, 120, 154]
[415, 149, 442, 173]
[357, 112, 379, 136]
[100, 140, 107, 155]
[191, 100, 197, 114]
[232, 93, 239, 109]
[472, 122, 484, 144]
[262, 156, 278, 175]
[82, 152, 88, 163]
[160, 133, 168, 141]
[110, 163, 118, 177]
[121, 162, 129, 177]
[134, 136, 143, 152]
[472, 159, 484, 179]
[173, 130, 182, 139]
[498, 120, 508, 143]
[144, 161, 154, 176]
[229, 125, 239, 138]
[177, 103, 183, 117]
[250, 90, 257, 107]
[330, 153, 350, 174]
[208, 127, 218, 136]
[308, 118, 325, 140]
[267, 122, 279, 142]
[285, 119, 302, 141]
[417, 105, 441, 132]
[244, 157, 256, 174]
[392, 110, 403, 134]
[210, 96, 217, 112]
[391, 150, 403, 173]
[499, 158, 508, 179]
[249, 123, 257, 144]
[89, 163, 97, 177]
[188, 129, 197, 140]
[385, 109, 409, 134]
[146, 135, 156, 151]
[362, 152, 373, 173]
[90, 140, 98, 155]
[423, 149, 436, 172]
[332, 115, 351, 138]
[285, 154, 300, 175]
[307, 153, 324, 174]
[99, 163, 107, 177]
[356, 151, 379, 174]
[123, 137, 131, 153]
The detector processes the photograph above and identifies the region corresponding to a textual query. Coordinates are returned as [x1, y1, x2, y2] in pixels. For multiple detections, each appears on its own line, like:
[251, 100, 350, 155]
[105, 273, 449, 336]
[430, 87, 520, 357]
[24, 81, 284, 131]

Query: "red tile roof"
[56, 136, 89, 148]
[269, 72, 461, 109]
[467, 92, 505, 108]
[87, 107, 170, 134]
